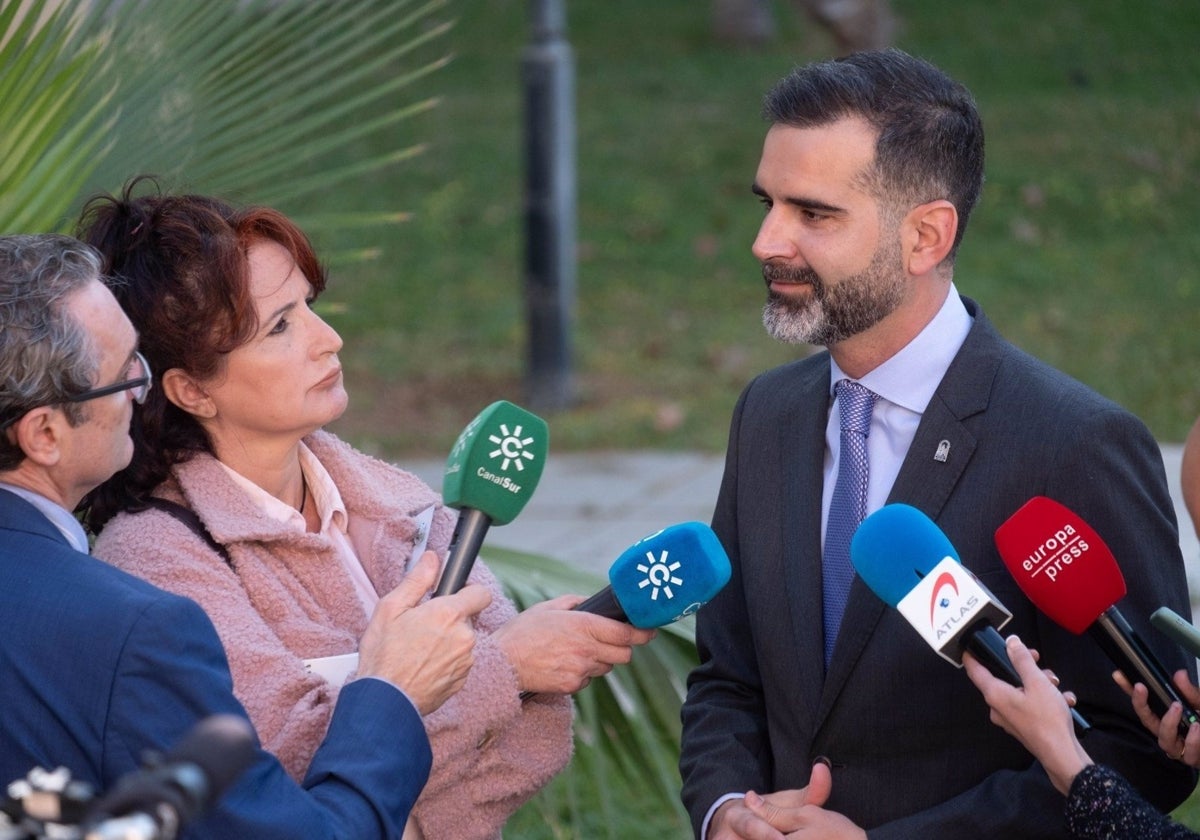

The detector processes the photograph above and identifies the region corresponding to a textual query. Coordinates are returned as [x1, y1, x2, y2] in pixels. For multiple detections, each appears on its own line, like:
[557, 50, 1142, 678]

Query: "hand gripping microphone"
[519, 522, 731, 701]
[851, 503, 1091, 733]
[574, 521, 732, 628]
[434, 400, 548, 597]
[994, 496, 1200, 735]
[82, 715, 256, 840]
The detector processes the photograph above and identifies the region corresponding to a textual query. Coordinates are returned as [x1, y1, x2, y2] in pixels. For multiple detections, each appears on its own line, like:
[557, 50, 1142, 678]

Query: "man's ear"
[903, 199, 958, 277]
[161, 368, 216, 419]
[11, 407, 66, 467]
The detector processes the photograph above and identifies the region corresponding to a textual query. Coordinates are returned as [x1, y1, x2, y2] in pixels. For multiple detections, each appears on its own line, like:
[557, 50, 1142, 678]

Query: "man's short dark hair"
[763, 48, 985, 259]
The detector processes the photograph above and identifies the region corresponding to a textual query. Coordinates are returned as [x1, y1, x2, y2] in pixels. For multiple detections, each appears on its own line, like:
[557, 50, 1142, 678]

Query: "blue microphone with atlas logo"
[851, 503, 1090, 734]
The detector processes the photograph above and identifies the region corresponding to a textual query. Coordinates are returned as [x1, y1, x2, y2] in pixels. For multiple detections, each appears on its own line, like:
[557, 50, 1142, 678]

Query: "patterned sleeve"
[1066, 764, 1199, 840]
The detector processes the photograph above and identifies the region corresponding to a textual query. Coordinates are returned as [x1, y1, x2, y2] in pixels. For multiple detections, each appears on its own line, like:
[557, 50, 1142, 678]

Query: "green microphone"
[434, 400, 549, 596]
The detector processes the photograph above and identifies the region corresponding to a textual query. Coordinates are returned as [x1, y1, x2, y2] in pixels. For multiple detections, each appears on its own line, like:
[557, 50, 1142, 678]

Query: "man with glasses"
[0, 234, 490, 838]
[0, 240, 150, 550]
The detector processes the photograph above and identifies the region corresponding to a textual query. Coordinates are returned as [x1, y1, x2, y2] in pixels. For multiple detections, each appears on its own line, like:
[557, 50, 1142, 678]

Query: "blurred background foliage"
[4, 0, 1200, 835]
[5, 0, 1199, 460]
[316, 0, 1200, 460]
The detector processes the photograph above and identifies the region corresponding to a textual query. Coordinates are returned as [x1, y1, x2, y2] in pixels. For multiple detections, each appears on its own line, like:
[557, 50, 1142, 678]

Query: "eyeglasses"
[0, 351, 153, 433]
[65, 350, 153, 406]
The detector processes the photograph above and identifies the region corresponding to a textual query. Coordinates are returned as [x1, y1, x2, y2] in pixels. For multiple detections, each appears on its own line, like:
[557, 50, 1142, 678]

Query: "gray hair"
[0, 234, 101, 470]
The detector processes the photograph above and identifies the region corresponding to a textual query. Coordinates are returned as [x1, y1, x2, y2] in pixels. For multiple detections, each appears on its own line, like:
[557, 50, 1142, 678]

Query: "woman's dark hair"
[75, 177, 328, 528]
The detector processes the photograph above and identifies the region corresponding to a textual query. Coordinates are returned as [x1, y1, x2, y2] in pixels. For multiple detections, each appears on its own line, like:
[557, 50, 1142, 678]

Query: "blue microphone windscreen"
[850, 504, 959, 607]
[608, 522, 732, 629]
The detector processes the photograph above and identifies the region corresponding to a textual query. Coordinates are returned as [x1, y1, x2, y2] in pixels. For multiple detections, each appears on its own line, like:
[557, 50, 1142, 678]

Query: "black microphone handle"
[1092, 608, 1200, 736]
[85, 715, 255, 840]
[965, 623, 1092, 736]
[572, 586, 629, 622]
[165, 715, 255, 809]
[434, 508, 492, 597]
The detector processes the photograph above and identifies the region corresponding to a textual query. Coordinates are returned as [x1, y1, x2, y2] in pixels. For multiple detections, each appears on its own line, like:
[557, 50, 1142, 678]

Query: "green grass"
[287, 0, 1200, 463]
[278, 0, 1200, 833]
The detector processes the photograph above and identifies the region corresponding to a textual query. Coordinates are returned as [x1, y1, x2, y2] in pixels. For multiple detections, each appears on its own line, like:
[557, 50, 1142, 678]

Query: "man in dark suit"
[0, 233, 489, 838]
[679, 49, 1197, 839]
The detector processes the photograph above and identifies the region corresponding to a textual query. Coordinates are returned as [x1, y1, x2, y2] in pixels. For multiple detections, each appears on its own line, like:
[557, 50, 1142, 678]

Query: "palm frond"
[80, 0, 453, 236]
[0, 0, 117, 232]
[2, 0, 453, 252]
[482, 546, 694, 836]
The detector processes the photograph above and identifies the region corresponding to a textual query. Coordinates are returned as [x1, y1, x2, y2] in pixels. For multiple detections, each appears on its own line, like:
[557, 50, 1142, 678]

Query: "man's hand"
[357, 551, 491, 715]
[709, 763, 865, 839]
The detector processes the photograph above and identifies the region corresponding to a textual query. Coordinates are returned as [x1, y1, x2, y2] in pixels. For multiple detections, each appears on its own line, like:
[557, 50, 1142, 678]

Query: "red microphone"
[994, 496, 1199, 735]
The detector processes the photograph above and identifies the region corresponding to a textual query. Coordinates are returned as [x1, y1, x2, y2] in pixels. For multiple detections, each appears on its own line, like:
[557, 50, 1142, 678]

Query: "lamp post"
[521, 0, 575, 411]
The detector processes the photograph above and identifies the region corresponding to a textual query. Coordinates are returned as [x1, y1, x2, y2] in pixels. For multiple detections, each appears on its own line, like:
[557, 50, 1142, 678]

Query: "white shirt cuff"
[701, 792, 745, 840]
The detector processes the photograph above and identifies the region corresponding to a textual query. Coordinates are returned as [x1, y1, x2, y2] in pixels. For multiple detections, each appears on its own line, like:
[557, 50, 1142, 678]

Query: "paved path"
[404, 445, 1200, 611]
[404, 451, 725, 579]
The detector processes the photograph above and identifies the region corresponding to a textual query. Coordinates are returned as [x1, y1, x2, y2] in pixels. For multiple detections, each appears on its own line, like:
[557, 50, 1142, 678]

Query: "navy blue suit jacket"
[680, 298, 1198, 837]
[0, 487, 432, 838]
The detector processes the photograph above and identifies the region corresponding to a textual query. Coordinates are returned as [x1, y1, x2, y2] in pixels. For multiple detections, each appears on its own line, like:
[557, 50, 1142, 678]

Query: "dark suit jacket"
[0, 488, 431, 839]
[680, 298, 1198, 837]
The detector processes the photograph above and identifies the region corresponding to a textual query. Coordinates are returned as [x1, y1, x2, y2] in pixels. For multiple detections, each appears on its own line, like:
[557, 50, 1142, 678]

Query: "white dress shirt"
[822, 286, 973, 545]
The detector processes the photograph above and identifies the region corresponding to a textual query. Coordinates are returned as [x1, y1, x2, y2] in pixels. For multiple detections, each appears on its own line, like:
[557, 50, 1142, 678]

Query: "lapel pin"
[934, 439, 951, 463]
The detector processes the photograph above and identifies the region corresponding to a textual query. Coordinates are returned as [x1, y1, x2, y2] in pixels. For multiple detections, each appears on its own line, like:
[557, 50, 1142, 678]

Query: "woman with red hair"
[78, 180, 654, 840]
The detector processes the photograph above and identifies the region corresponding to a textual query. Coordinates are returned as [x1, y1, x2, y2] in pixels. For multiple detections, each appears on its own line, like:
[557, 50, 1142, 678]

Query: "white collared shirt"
[822, 286, 973, 546]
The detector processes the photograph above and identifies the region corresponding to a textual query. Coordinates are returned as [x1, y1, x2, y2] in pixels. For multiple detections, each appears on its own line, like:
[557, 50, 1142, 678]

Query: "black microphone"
[82, 715, 256, 840]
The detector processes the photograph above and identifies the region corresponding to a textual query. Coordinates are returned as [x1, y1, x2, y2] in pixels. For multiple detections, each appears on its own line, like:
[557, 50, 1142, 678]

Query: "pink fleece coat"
[92, 431, 574, 839]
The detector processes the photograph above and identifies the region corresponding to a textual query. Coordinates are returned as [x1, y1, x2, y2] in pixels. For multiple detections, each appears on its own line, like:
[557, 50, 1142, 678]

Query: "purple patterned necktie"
[822, 379, 878, 668]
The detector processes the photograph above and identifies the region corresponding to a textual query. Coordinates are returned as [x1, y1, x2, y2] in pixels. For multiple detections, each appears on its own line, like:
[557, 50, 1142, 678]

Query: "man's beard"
[761, 240, 906, 347]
